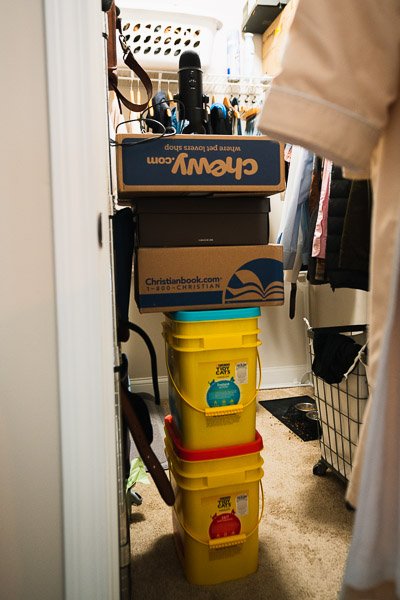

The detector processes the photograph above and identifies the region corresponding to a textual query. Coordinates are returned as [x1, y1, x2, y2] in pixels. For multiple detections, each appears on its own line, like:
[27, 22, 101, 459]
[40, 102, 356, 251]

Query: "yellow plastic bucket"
[164, 415, 264, 586]
[162, 307, 262, 450]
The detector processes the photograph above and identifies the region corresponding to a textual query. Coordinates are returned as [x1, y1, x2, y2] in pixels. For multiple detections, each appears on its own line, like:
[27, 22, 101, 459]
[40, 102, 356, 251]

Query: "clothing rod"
[116, 68, 272, 95]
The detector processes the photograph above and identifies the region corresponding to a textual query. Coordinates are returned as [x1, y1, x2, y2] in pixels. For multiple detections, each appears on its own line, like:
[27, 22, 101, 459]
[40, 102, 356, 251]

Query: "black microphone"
[175, 50, 208, 134]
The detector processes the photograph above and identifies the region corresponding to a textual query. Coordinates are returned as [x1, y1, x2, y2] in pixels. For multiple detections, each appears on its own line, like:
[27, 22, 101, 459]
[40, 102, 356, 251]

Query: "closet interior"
[9, 1, 395, 599]
[107, 2, 370, 598]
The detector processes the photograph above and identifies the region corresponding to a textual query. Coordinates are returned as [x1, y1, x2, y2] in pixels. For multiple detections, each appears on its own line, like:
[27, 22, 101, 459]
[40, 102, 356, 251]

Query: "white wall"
[0, 2, 64, 598]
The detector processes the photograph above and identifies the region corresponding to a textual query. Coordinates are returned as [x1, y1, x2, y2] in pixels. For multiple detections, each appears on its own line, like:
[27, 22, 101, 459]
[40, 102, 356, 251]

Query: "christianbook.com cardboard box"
[115, 134, 285, 198]
[134, 244, 284, 313]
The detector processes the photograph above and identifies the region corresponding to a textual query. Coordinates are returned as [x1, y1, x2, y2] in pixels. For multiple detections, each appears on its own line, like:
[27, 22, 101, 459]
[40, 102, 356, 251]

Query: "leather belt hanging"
[120, 382, 175, 507]
[106, 1, 153, 113]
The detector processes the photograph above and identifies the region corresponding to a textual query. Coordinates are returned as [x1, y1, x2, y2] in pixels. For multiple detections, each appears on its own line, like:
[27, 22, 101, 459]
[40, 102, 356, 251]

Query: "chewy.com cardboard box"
[116, 134, 285, 198]
[134, 244, 284, 313]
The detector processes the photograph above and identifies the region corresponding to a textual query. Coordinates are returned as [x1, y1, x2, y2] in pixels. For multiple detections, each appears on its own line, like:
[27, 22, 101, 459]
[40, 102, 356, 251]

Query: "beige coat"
[258, 1, 400, 598]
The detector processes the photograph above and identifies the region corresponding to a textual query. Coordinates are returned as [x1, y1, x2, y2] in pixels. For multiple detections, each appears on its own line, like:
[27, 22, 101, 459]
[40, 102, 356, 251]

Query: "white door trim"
[43, 1, 119, 598]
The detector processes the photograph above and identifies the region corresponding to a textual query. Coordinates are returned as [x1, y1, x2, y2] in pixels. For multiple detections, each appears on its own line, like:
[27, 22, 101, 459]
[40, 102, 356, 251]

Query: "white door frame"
[44, 1, 120, 598]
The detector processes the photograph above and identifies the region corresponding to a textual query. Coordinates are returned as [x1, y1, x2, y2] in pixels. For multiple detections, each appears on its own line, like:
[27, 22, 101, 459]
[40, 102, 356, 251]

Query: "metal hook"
[119, 33, 129, 54]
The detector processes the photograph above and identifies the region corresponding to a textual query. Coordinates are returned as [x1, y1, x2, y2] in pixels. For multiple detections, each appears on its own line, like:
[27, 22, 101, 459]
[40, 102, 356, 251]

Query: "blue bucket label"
[206, 377, 240, 407]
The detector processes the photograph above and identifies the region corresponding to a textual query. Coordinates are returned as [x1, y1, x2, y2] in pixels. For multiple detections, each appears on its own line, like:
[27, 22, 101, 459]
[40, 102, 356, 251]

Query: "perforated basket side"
[117, 9, 222, 72]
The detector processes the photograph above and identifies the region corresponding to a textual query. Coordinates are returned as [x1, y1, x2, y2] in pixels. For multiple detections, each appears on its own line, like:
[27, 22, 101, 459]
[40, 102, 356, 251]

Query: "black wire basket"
[307, 325, 369, 482]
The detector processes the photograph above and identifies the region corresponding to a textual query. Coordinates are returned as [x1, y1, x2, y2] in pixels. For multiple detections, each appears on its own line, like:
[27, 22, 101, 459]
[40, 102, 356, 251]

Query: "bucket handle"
[165, 342, 262, 416]
[172, 479, 265, 549]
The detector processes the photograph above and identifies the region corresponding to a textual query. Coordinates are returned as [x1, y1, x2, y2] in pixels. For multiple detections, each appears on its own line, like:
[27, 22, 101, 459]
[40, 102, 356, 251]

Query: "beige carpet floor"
[129, 387, 354, 600]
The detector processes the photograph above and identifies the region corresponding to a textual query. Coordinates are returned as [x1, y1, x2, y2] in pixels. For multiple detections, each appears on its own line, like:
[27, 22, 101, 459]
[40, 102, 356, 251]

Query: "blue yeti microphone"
[175, 50, 208, 134]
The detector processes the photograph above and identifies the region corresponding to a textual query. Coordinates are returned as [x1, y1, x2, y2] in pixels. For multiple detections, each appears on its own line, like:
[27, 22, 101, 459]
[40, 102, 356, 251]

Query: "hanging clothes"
[306, 156, 329, 285]
[308, 155, 323, 216]
[326, 176, 371, 292]
[307, 200, 329, 285]
[257, 0, 400, 598]
[210, 103, 228, 134]
[277, 144, 313, 318]
[307, 163, 371, 291]
[338, 179, 372, 286]
[231, 97, 242, 135]
[145, 90, 172, 134]
[277, 145, 313, 270]
[323, 165, 353, 286]
[284, 143, 293, 183]
[311, 158, 332, 259]
[243, 106, 262, 135]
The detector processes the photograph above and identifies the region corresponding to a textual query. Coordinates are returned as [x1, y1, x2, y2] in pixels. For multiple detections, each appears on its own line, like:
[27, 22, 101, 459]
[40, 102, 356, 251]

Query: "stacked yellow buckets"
[162, 307, 264, 585]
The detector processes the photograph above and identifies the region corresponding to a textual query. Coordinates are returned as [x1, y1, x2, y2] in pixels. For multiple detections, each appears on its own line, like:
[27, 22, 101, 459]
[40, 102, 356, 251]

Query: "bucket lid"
[165, 307, 261, 322]
[164, 415, 263, 461]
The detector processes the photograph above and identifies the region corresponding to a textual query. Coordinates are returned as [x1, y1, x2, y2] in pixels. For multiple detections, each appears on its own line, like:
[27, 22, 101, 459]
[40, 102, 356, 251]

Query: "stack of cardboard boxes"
[115, 133, 286, 313]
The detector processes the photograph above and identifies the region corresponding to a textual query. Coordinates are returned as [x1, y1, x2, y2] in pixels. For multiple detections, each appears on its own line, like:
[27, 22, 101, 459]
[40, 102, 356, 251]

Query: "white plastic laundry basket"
[117, 8, 222, 72]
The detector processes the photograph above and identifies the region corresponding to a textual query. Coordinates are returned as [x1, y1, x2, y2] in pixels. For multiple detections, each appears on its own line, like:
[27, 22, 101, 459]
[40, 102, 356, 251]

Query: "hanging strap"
[120, 382, 175, 506]
[120, 319, 161, 404]
[110, 44, 153, 112]
[106, 1, 152, 112]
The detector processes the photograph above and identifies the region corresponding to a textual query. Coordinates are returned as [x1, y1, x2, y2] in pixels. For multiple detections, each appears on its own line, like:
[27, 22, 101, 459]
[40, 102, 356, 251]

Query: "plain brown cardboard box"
[134, 244, 284, 313]
[262, 0, 298, 76]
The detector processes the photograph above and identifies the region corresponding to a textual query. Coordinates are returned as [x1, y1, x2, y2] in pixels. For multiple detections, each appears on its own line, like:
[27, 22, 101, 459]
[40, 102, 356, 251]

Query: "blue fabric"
[277, 146, 313, 270]
[210, 102, 227, 118]
[171, 106, 178, 132]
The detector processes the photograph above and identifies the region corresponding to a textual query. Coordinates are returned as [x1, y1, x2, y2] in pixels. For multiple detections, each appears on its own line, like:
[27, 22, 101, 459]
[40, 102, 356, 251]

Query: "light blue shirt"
[277, 145, 313, 270]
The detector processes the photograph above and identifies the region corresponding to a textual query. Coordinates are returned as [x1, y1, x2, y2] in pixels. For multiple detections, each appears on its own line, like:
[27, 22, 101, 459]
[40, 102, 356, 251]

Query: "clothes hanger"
[231, 96, 241, 113]
[127, 83, 135, 132]
[236, 94, 246, 115]
[166, 89, 174, 117]
[243, 106, 260, 120]
[148, 96, 154, 117]
[223, 95, 240, 119]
